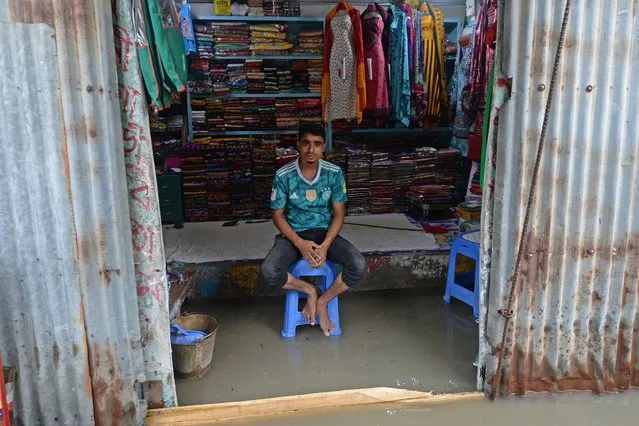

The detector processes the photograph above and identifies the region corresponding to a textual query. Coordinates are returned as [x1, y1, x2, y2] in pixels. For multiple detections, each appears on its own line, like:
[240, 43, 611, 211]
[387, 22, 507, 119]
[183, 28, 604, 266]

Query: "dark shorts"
[260, 228, 367, 288]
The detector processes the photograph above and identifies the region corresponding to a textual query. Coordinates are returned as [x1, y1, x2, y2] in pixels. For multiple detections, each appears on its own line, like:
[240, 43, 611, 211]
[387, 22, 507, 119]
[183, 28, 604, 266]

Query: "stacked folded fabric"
[275, 99, 299, 129]
[279, 134, 297, 148]
[192, 136, 212, 145]
[227, 63, 247, 93]
[257, 98, 276, 129]
[346, 148, 372, 215]
[245, 60, 265, 94]
[223, 98, 243, 130]
[212, 23, 250, 57]
[152, 137, 182, 170]
[206, 98, 225, 133]
[210, 60, 230, 97]
[293, 29, 323, 56]
[150, 117, 168, 133]
[263, 0, 299, 17]
[468, 166, 482, 196]
[276, 146, 298, 168]
[286, 0, 301, 17]
[291, 60, 309, 92]
[370, 152, 394, 214]
[227, 138, 255, 218]
[406, 185, 455, 220]
[188, 57, 213, 95]
[206, 139, 232, 220]
[249, 24, 292, 56]
[435, 148, 462, 186]
[307, 60, 323, 93]
[194, 24, 214, 57]
[297, 98, 321, 125]
[413, 147, 438, 184]
[325, 152, 347, 171]
[252, 139, 277, 218]
[191, 104, 207, 134]
[264, 66, 278, 93]
[277, 69, 292, 92]
[167, 115, 184, 132]
[247, 0, 264, 16]
[392, 151, 417, 213]
[241, 98, 260, 130]
[182, 144, 209, 222]
[263, 0, 281, 17]
[231, 0, 249, 16]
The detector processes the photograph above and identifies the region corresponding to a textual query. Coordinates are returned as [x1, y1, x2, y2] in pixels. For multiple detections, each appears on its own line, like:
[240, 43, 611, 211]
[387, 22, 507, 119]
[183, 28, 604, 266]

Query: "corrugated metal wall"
[481, 0, 639, 396]
[0, 1, 148, 424]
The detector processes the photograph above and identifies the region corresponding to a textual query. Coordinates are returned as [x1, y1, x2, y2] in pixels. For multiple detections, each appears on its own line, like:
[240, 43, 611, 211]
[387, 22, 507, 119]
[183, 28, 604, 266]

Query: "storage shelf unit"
[186, 15, 330, 149]
[333, 127, 453, 135]
[210, 55, 322, 60]
[193, 130, 299, 136]
[194, 15, 323, 23]
[191, 92, 320, 99]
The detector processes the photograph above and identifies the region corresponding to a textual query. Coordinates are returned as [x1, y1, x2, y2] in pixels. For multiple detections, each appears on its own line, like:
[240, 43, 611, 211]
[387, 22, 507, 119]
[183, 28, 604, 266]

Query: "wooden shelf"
[190, 93, 320, 99]
[193, 15, 323, 23]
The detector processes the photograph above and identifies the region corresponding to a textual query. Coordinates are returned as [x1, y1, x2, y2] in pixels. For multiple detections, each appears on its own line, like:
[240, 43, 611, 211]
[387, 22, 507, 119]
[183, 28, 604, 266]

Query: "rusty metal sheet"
[480, 0, 639, 396]
[0, 1, 148, 424]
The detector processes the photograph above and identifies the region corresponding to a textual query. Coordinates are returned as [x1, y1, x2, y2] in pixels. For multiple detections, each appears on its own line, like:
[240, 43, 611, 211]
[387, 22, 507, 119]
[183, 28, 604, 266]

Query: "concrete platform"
[163, 214, 454, 264]
[175, 289, 479, 406]
[164, 215, 461, 300]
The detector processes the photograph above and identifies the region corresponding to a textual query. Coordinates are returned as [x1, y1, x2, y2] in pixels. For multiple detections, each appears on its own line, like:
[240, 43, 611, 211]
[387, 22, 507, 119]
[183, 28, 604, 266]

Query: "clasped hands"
[297, 240, 327, 268]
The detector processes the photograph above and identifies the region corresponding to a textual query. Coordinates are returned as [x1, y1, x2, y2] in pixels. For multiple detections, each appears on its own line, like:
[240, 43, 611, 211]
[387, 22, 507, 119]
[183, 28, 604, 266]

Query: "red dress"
[361, 4, 389, 118]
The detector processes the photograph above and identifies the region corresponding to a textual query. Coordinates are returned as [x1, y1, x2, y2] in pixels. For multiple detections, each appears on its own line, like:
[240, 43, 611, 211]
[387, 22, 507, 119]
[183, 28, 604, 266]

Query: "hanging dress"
[402, 3, 415, 88]
[420, 1, 448, 129]
[323, 2, 367, 123]
[412, 8, 427, 127]
[361, 3, 390, 119]
[450, 18, 476, 157]
[468, 0, 498, 161]
[387, 4, 410, 127]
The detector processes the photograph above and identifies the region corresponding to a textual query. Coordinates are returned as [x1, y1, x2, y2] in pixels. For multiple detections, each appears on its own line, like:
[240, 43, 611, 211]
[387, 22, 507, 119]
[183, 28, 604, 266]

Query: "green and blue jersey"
[270, 159, 348, 232]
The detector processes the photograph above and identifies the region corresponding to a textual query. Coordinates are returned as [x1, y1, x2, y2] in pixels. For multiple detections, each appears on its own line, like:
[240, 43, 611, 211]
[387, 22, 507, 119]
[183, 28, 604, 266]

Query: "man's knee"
[352, 251, 367, 281]
[343, 250, 367, 286]
[260, 258, 285, 286]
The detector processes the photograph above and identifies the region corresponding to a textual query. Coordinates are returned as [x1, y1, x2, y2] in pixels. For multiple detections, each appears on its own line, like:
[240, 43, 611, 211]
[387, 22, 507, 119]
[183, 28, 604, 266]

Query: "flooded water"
[178, 290, 478, 405]
[220, 391, 639, 426]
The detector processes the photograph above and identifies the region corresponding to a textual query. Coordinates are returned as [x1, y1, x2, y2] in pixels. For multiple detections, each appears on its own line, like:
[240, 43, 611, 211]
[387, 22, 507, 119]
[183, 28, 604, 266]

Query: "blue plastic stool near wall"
[282, 259, 342, 339]
[443, 231, 481, 318]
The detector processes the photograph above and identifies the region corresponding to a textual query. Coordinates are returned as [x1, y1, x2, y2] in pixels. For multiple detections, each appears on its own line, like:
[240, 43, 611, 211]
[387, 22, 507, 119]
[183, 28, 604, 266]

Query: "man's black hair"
[298, 123, 326, 142]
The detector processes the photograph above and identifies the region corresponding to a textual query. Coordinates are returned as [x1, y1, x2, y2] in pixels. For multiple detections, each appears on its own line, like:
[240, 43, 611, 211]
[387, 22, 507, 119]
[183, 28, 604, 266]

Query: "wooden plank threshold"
[146, 387, 484, 425]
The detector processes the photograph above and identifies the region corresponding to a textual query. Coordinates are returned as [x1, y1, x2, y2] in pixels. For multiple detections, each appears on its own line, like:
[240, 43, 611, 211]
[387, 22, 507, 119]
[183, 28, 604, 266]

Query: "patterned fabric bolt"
[113, 0, 177, 407]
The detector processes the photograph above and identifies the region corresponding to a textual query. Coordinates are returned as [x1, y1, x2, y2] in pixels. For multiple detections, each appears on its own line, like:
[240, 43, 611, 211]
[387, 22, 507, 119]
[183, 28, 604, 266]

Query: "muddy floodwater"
[218, 391, 639, 426]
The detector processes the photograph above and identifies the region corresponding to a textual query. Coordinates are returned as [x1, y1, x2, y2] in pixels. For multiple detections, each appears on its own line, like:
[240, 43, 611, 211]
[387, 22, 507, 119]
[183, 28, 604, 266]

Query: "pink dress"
[361, 4, 389, 118]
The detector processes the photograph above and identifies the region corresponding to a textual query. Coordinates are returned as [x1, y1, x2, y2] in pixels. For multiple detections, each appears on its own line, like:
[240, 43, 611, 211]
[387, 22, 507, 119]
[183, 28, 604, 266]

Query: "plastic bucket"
[171, 313, 220, 380]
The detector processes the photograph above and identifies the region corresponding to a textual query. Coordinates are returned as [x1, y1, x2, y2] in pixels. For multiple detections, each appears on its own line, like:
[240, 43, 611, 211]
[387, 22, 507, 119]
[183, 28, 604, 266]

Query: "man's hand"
[296, 240, 322, 267]
[314, 244, 328, 267]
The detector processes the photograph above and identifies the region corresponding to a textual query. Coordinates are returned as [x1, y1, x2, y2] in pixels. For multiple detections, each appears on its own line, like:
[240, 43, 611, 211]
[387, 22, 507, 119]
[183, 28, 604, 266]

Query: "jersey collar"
[295, 157, 322, 186]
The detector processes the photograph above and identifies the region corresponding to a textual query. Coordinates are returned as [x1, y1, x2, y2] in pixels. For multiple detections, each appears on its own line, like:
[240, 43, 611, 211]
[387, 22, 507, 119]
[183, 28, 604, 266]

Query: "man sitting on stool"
[260, 123, 366, 336]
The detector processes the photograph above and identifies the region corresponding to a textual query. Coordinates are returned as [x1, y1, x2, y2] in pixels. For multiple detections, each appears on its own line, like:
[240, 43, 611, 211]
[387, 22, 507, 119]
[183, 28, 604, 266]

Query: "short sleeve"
[270, 173, 288, 210]
[331, 169, 348, 204]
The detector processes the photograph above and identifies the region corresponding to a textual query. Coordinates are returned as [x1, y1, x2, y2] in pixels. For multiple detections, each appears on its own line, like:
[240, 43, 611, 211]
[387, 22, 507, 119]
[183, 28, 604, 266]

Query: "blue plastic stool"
[443, 231, 481, 318]
[282, 259, 342, 339]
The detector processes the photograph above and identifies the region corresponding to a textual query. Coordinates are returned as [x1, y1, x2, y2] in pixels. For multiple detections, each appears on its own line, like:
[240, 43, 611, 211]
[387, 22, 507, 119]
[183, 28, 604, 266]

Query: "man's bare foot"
[302, 286, 320, 325]
[317, 300, 334, 337]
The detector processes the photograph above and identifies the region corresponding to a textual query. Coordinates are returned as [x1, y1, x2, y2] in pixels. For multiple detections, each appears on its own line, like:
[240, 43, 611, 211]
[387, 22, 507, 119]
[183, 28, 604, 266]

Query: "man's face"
[297, 133, 326, 164]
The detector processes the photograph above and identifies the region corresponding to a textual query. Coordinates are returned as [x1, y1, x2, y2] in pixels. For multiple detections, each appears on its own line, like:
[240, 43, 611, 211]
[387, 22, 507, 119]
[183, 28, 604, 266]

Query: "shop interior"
[149, 0, 492, 406]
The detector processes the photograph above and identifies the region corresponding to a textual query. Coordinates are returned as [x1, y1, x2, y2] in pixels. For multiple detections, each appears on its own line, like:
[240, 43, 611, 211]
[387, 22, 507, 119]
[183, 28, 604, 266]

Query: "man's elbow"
[272, 209, 284, 223]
